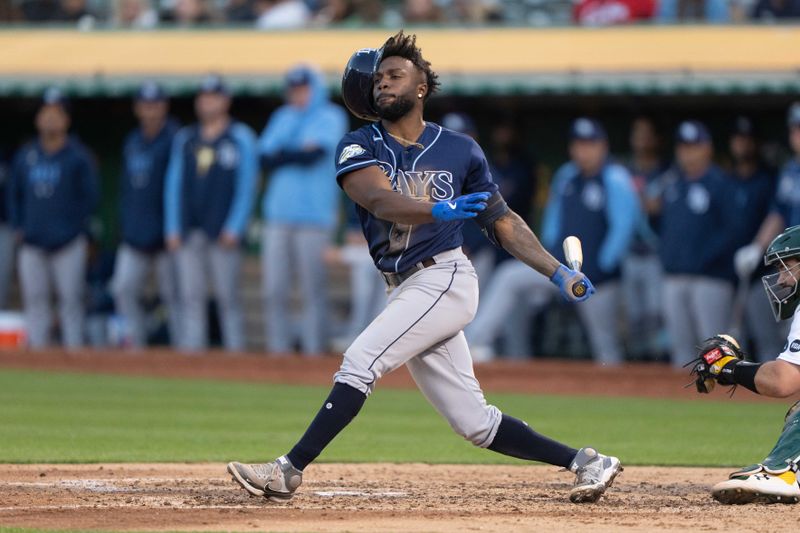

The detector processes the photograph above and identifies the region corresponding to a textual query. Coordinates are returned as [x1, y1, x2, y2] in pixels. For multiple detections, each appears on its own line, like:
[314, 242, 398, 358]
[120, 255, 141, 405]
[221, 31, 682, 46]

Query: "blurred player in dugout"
[622, 116, 667, 359]
[258, 65, 347, 355]
[164, 74, 258, 352]
[725, 116, 781, 361]
[110, 81, 182, 348]
[7, 88, 99, 348]
[648, 121, 739, 367]
[734, 102, 800, 357]
[467, 118, 639, 365]
[0, 147, 11, 310]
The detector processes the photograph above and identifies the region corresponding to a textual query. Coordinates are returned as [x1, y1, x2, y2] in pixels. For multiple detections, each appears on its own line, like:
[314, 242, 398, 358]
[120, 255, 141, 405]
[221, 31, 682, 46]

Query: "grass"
[0, 368, 787, 466]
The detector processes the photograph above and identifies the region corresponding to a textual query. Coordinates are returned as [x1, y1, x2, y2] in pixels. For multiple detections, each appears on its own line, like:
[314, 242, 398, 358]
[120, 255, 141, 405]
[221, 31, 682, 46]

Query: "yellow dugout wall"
[0, 26, 798, 82]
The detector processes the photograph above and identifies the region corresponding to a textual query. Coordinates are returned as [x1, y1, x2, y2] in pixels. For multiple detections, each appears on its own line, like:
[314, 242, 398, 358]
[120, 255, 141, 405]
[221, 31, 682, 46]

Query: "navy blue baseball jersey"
[335, 122, 498, 273]
[658, 165, 738, 281]
[0, 150, 8, 224]
[120, 118, 179, 252]
[730, 167, 775, 245]
[164, 121, 258, 241]
[772, 159, 800, 227]
[8, 137, 98, 250]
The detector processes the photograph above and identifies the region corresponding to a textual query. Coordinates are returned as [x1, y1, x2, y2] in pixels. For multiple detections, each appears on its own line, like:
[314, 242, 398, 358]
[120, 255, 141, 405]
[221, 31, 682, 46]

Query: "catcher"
[689, 225, 800, 504]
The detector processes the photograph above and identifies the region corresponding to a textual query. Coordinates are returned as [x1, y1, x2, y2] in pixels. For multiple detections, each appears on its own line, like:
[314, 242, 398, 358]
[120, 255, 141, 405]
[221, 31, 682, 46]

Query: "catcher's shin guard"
[712, 402, 800, 504]
[762, 401, 800, 474]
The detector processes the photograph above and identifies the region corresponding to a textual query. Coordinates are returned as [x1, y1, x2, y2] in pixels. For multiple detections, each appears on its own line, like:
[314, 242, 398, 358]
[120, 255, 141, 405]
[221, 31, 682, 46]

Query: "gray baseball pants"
[621, 252, 663, 327]
[662, 275, 733, 367]
[466, 259, 624, 365]
[334, 247, 503, 448]
[262, 224, 331, 355]
[110, 244, 182, 348]
[745, 280, 789, 362]
[342, 245, 386, 343]
[0, 223, 14, 309]
[176, 230, 244, 352]
[18, 236, 87, 348]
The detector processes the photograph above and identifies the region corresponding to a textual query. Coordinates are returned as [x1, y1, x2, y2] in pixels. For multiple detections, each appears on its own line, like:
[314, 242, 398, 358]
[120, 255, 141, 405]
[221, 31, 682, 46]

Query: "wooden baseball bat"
[563, 236, 583, 272]
[562, 236, 588, 298]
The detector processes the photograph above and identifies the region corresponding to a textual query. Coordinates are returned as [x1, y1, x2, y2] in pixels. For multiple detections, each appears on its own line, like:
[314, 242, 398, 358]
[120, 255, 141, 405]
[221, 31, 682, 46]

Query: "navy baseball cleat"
[227, 456, 303, 502]
[568, 447, 623, 503]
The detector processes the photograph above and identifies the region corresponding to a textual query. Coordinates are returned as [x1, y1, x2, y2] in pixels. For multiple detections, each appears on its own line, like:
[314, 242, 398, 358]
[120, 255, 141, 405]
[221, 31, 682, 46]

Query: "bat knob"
[572, 281, 588, 298]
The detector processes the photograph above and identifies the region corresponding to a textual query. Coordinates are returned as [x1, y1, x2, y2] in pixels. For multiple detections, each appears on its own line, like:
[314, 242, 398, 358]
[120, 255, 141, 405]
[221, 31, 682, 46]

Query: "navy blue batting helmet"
[342, 47, 383, 122]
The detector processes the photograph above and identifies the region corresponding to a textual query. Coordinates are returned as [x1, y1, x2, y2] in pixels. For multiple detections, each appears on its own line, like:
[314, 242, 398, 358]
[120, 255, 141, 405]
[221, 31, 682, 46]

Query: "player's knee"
[449, 405, 502, 448]
[455, 421, 494, 448]
[334, 353, 377, 397]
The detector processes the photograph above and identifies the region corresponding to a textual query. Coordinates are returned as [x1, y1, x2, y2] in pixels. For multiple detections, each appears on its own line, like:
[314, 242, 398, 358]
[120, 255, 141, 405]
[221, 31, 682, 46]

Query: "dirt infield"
[1, 463, 794, 533]
[0, 350, 791, 531]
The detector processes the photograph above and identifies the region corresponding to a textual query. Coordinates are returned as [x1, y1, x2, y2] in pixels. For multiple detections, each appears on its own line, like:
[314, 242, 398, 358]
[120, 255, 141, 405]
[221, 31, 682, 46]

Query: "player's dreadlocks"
[381, 30, 441, 100]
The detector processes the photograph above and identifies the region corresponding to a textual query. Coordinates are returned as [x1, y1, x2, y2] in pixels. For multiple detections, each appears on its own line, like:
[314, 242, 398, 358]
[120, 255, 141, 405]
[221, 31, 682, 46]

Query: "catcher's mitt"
[687, 334, 744, 394]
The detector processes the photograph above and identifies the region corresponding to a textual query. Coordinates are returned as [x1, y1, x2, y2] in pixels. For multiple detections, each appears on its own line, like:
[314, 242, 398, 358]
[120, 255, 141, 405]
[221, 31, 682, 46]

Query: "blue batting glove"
[550, 264, 595, 303]
[431, 192, 491, 222]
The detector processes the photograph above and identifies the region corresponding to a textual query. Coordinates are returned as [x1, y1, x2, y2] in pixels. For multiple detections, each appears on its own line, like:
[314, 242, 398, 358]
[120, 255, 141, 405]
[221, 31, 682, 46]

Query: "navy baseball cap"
[675, 120, 711, 144]
[136, 81, 167, 102]
[285, 66, 313, 88]
[788, 102, 800, 127]
[441, 112, 477, 135]
[570, 118, 607, 141]
[198, 74, 230, 96]
[732, 116, 756, 137]
[41, 86, 69, 110]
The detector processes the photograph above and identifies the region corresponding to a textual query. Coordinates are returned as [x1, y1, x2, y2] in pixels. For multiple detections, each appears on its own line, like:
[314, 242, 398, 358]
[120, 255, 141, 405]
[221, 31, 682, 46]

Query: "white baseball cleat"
[712, 468, 800, 504]
[568, 447, 623, 503]
[227, 456, 303, 502]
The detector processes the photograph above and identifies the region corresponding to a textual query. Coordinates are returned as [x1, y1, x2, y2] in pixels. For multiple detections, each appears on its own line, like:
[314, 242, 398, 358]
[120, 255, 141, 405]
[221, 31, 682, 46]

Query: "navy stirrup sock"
[286, 382, 367, 471]
[488, 414, 577, 468]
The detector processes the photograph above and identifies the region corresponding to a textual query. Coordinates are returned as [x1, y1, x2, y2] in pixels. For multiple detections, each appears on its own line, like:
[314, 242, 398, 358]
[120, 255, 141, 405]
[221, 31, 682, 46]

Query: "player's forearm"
[362, 189, 436, 225]
[493, 211, 560, 278]
[754, 360, 800, 398]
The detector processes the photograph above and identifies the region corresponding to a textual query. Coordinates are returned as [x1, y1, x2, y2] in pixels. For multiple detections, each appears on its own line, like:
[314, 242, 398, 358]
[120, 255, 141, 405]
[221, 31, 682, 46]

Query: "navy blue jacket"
[120, 119, 179, 252]
[772, 159, 800, 227]
[658, 164, 738, 281]
[8, 137, 98, 250]
[0, 151, 8, 224]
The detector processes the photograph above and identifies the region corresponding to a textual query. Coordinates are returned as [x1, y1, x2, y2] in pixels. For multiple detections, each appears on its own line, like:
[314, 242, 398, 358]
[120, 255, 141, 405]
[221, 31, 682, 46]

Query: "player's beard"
[376, 94, 415, 122]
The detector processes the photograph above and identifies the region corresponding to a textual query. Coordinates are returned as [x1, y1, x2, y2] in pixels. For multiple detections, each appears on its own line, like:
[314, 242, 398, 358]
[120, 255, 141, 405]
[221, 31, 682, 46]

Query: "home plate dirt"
[0, 463, 794, 532]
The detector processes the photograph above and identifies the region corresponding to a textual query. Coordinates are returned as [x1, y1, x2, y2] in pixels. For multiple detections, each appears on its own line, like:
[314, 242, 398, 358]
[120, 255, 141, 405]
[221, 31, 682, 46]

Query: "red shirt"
[573, 0, 655, 25]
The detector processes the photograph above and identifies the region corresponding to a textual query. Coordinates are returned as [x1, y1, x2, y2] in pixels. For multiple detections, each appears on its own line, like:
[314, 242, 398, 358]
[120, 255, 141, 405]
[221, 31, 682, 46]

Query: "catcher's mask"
[341, 47, 383, 121]
[763, 225, 800, 321]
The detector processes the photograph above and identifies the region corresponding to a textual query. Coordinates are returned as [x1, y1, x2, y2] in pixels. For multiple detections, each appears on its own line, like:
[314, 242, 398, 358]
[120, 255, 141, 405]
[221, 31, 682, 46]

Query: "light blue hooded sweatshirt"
[259, 66, 348, 228]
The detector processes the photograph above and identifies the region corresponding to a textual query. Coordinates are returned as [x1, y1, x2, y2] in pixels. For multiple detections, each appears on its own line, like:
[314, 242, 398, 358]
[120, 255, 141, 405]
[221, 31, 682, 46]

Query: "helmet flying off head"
[341, 47, 383, 122]
[763, 225, 800, 321]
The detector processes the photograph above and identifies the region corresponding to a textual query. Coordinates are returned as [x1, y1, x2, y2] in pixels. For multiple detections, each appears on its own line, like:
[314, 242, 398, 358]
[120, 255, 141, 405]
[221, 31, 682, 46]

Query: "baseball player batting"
[227, 30, 621, 504]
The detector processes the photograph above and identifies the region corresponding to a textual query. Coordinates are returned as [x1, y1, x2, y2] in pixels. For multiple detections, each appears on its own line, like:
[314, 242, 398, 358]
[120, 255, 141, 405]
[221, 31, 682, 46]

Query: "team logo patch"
[687, 184, 710, 214]
[338, 144, 366, 165]
[790, 339, 800, 352]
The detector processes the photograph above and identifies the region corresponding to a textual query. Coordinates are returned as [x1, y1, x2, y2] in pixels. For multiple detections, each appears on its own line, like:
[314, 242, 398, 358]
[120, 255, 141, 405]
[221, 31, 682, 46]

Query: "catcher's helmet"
[763, 225, 800, 320]
[342, 47, 383, 122]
